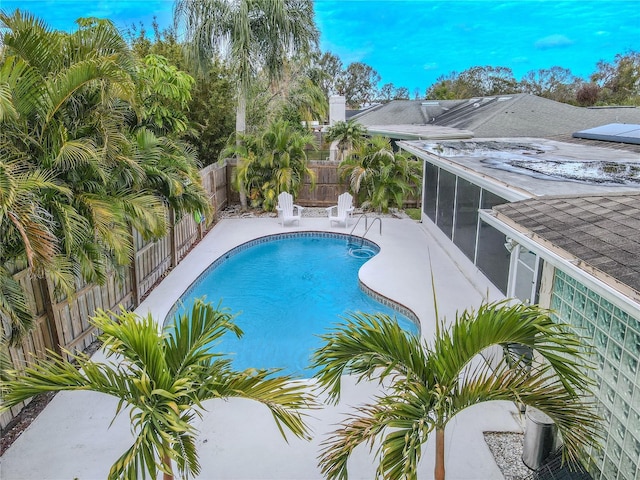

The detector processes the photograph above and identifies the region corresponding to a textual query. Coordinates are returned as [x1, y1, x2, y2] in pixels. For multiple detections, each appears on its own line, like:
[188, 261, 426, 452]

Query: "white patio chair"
[276, 191, 304, 226]
[326, 192, 354, 228]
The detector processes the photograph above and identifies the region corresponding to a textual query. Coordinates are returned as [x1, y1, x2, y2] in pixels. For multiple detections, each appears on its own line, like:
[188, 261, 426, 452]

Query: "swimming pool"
[169, 232, 419, 377]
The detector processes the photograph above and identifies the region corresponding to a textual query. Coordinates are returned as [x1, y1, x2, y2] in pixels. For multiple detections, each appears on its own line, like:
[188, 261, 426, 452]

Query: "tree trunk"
[236, 91, 248, 210]
[162, 451, 174, 480]
[435, 427, 445, 480]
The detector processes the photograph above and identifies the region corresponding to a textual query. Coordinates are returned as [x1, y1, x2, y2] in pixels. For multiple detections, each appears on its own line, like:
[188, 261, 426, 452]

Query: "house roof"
[547, 133, 640, 154]
[400, 138, 640, 198]
[365, 124, 473, 140]
[353, 94, 640, 139]
[491, 194, 640, 303]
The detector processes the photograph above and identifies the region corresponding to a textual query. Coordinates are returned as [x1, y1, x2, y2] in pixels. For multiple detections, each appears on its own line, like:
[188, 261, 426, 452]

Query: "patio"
[0, 215, 524, 480]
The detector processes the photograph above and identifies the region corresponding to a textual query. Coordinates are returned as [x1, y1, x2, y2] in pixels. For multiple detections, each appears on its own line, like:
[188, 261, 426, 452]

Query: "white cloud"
[534, 34, 574, 50]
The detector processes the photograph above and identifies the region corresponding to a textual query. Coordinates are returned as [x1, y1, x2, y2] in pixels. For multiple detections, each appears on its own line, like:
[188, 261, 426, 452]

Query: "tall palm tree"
[325, 119, 367, 162]
[175, 0, 318, 136]
[311, 301, 600, 480]
[175, 0, 318, 209]
[1, 299, 315, 480]
[339, 135, 422, 212]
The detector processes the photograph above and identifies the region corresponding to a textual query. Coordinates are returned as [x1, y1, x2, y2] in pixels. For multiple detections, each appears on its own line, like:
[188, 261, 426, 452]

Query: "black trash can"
[522, 407, 561, 470]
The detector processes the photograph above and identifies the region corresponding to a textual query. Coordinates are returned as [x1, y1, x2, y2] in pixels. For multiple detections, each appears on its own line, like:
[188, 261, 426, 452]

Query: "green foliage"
[308, 51, 343, 98]
[137, 54, 195, 135]
[240, 60, 329, 134]
[339, 136, 422, 213]
[125, 20, 237, 165]
[1, 299, 315, 479]
[520, 66, 579, 104]
[0, 11, 209, 343]
[176, 0, 319, 140]
[405, 208, 421, 221]
[324, 119, 367, 162]
[185, 61, 236, 165]
[590, 50, 640, 105]
[277, 76, 329, 126]
[311, 301, 601, 480]
[424, 53, 639, 105]
[223, 120, 317, 211]
[127, 20, 187, 71]
[341, 62, 381, 108]
[426, 66, 519, 99]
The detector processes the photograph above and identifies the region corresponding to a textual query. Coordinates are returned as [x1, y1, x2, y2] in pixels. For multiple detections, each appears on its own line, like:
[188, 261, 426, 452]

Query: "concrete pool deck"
[0, 216, 525, 480]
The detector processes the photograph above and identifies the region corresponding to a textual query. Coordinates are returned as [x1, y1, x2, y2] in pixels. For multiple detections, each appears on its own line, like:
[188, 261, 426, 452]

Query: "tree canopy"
[0, 11, 209, 344]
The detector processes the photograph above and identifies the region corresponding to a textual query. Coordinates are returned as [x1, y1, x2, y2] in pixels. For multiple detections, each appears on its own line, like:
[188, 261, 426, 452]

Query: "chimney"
[329, 95, 346, 126]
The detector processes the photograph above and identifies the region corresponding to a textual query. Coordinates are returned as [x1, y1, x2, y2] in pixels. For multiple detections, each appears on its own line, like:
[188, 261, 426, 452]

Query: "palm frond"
[312, 312, 427, 403]
[312, 304, 600, 478]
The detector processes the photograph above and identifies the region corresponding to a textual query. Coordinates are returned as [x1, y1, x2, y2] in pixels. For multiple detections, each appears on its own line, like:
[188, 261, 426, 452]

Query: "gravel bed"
[484, 432, 532, 480]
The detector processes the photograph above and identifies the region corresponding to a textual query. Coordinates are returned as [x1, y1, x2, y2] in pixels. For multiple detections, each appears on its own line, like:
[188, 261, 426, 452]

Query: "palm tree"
[0, 12, 210, 341]
[278, 77, 329, 126]
[311, 301, 600, 480]
[0, 12, 162, 277]
[175, 0, 318, 136]
[325, 119, 367, 162]
[0, 160, 68, 343]
[175, 0, 318, 209]
[1, 299, 315, 480]
[223, 119, 316, 211]
[339, 135, 422, 212]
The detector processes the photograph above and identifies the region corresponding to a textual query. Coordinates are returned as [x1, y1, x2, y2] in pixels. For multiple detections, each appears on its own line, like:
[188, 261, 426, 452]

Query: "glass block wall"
[550, 269, 640, 480]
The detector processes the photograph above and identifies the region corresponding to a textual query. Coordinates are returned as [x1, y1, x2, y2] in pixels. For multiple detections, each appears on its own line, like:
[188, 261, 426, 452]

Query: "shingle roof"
[353, 95, 640, 139]
[492, 194, 640, 300]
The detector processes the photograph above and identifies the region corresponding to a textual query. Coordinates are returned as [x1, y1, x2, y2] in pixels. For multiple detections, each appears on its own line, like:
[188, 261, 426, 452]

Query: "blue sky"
[1, 0, 638, 92]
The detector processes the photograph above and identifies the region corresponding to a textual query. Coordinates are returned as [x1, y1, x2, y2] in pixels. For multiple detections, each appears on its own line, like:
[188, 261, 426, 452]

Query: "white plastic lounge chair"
[276, 191, 304, 226]
[326, 192, 354, 228]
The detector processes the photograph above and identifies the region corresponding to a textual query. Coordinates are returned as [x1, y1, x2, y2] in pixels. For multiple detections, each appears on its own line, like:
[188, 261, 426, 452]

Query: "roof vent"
[498, 97, 512, 101]
[422, 101, 440, 106]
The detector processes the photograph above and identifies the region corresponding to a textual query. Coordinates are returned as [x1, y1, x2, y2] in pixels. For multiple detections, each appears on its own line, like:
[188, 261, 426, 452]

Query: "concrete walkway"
[0, 216, 523, 480]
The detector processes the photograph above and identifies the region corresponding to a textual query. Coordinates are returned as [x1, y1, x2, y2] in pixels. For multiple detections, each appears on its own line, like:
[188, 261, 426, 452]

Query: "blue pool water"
[170, 234, 419, 377]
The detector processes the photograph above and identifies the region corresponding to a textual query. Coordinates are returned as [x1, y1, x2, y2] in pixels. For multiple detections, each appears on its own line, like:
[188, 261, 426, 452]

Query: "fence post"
[169, 208, 177, 268]
[37, 276, 62, 356]
[129, 226, 140, 308]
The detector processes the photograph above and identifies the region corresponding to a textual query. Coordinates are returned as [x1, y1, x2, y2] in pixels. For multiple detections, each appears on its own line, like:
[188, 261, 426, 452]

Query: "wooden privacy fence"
[225, 159, 420, 208]
[225, 160, 349, 206]
[1, 163, 227, 429]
